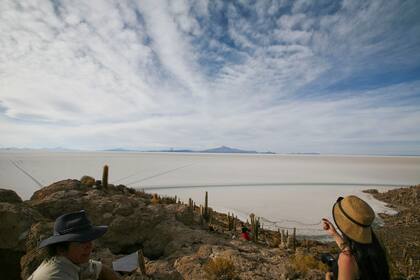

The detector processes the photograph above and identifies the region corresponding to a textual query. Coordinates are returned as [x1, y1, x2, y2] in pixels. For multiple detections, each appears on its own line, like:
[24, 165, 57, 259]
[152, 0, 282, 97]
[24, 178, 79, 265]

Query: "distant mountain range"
[2, 147, 419, 156]
[201, 146, 274, 154]
[0, 147, 75, 152]
[106, 145, 276, 154]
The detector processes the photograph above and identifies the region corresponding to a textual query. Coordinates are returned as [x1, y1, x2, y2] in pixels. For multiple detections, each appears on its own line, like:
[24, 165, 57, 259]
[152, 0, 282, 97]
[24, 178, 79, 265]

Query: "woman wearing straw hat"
[322, 195, 390, 280]
[28, 210, 119, 280]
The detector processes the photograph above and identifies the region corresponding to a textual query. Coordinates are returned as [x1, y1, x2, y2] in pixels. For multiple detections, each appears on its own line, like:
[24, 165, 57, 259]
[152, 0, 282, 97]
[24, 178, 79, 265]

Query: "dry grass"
[291, 254, 329, 274]
[151, 193, 160, 204]
[203, 257, 238, 280]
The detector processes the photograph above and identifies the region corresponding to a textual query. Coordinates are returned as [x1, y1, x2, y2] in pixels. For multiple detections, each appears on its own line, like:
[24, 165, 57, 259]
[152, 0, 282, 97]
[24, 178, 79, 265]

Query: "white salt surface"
[152, 184, 398, 237]
[1, 151, 419, 237]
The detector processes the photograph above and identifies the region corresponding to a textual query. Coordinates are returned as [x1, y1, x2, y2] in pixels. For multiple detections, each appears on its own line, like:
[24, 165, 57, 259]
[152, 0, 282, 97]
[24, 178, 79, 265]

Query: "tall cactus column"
[188, 198, 194, 212]
[102, 165, 109, 188]
[204, 191, 209, 221]
[250, 213, 259, 242]
[280, 230, 285, 248]
[227, 212, 235, 231]
[255, 217, 260, 241]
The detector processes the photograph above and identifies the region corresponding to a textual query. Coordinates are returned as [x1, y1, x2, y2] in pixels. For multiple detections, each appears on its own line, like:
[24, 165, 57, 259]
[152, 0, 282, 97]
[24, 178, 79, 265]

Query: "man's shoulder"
[28, 257, 78, 280]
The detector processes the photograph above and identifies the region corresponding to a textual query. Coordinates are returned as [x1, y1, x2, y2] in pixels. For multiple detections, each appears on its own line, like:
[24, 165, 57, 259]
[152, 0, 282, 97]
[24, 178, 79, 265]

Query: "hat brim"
[332, 202, 372, 244]
[39, 226, 108, 248]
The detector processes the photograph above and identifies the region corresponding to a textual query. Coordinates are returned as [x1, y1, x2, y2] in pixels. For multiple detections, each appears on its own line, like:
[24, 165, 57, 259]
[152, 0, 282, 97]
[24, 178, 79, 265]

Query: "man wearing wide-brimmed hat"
[28, 210, 119, 280]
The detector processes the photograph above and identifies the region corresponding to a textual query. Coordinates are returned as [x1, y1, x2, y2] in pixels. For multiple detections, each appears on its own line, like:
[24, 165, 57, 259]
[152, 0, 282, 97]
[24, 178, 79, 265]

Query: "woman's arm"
[322, 218, 349, 251]
[337, 252, 357, 280]
[322, 218, 355, 280]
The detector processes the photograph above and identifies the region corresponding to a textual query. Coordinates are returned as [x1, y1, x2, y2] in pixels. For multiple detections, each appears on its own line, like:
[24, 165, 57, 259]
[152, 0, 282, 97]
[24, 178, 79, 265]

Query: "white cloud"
[0, 0, 419, 154]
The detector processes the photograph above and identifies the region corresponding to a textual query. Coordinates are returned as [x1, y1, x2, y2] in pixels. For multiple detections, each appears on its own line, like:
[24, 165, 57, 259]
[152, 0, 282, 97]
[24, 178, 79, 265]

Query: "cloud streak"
[0, 0, 419, 154]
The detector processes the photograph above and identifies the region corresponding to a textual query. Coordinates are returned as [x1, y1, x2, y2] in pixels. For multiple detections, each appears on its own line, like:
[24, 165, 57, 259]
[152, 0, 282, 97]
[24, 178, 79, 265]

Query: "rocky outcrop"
[0, 190, 44, 280]
[370, 185, 420, 279]
[0, 188, 23, 203]
[2, 179, 329, 280]
[4, 178, 419, 279]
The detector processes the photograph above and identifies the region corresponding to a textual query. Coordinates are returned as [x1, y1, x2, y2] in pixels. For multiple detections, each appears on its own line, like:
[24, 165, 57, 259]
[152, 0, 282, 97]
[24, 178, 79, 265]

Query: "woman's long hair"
[343, 231, 390, 280]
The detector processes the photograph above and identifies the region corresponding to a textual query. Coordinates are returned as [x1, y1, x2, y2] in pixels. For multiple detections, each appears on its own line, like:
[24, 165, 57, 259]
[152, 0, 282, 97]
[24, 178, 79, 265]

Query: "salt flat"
[1, 151, 419, 236]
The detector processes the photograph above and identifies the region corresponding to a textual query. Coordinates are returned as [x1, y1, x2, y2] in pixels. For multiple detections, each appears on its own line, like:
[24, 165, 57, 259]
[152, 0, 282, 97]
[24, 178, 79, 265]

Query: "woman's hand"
[322, 218, 338, 237]
[322, 218, 347, 252]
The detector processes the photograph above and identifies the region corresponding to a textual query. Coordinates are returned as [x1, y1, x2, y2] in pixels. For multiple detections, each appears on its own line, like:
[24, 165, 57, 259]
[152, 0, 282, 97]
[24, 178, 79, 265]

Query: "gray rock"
[0, 189, 23, 203]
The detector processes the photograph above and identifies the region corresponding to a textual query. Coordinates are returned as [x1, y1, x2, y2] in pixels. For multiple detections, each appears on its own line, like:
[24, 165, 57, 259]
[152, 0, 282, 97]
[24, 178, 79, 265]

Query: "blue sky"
[1, 0, 420, 154]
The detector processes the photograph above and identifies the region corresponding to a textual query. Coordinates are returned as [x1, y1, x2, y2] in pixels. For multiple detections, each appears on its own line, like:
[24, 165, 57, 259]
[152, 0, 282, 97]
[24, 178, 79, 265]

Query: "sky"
[1, 0, 420, 155]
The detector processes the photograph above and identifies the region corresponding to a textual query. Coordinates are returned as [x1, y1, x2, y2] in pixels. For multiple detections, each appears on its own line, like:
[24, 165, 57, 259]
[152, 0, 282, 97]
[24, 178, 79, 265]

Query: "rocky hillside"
[366, 185, 420, 279]
[0, 178, 328, 280]
[2, 178, 418, 280]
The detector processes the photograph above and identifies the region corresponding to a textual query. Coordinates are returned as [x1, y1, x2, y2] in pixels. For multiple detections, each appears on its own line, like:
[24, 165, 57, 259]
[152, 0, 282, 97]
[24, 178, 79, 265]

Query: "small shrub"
[204, 257, 238, 280]
[151, 193, 160, 204]
[291, 254, 329, 274]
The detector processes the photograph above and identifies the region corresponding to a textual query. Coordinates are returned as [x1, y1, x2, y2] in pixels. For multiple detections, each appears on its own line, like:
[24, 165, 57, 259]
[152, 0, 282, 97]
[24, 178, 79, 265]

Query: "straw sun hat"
[332, 195, 375, 244]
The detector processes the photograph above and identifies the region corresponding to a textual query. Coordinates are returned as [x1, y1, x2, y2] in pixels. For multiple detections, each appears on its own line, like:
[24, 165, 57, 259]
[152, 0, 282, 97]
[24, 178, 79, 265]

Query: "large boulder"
[30, 179, 83, 200]
[0, 201, 44, 251]
[0, 189, 23, 203]
[0, 196, 43, 280]
[20, 222, 52, 279]
[28, 188, 86, 219]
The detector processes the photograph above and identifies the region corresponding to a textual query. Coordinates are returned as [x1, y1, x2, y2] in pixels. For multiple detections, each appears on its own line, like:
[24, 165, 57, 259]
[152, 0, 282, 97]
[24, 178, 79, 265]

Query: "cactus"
[208, 207, 213, 223]
[255, 217, 260, 241]
[102, 165, 109, 188]
[226, 212, 236, 231]
[200, 192, 211, 223]
[287, 235, 293, 249]
[280, 230, 285, 247]
[204, 191, 209, 221]
[188, 198, 194, 212]
[249, 213, 260, 242]
[250, 213, 255, 241]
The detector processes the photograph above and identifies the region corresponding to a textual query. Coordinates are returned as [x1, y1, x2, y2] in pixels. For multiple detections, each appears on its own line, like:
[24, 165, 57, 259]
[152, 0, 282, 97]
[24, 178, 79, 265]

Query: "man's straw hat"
[332, 195, 375, 244]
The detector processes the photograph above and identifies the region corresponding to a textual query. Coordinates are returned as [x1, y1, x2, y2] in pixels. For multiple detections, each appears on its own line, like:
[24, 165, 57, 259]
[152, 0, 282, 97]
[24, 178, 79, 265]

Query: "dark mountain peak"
[200, 146, 257, 154]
